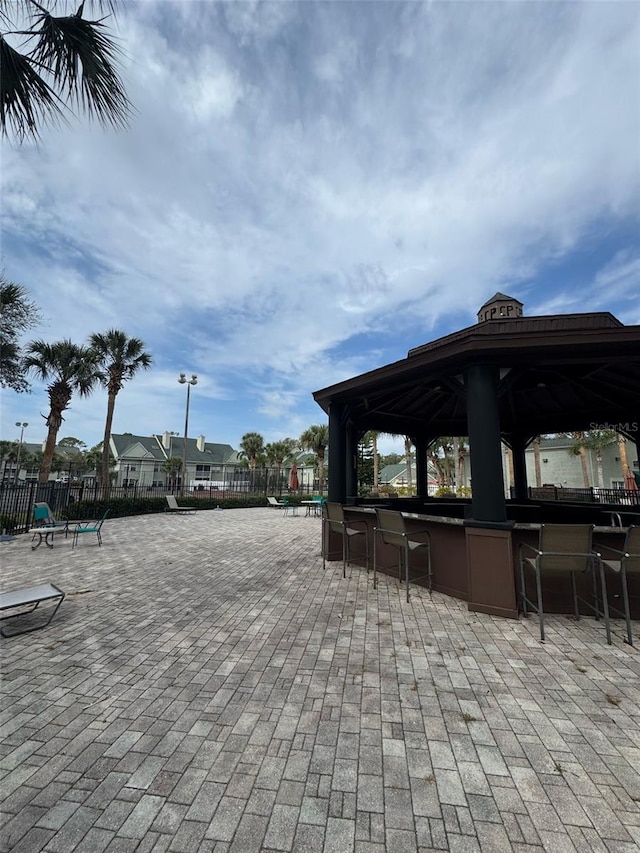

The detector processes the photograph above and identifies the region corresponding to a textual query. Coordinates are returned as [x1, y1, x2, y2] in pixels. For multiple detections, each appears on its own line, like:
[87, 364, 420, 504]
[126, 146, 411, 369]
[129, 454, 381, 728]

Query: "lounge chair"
[165, 495, 196, 514]
[0, 583, 65, 638]
[267, 496, 287, 509]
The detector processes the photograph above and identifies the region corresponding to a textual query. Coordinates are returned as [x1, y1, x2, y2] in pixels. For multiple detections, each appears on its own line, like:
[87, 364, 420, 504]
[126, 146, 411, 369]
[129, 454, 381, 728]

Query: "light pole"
[14, 422, 28, 484]
[178, 373, 197, 496]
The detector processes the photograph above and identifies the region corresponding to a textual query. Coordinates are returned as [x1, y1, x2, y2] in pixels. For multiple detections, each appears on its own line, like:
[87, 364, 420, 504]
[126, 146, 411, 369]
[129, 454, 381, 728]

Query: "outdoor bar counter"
[324, 503, 638, 622]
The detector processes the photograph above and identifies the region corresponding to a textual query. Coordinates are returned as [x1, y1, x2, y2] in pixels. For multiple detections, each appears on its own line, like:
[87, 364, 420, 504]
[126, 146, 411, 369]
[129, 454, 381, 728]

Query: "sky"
[1, 0, 639, 456]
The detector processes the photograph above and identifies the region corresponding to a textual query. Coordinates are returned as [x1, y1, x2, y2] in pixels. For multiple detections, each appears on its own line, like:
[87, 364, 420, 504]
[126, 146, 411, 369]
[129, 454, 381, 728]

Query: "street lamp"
[14, 422, 28, 484]
[178, 373, 197, 496]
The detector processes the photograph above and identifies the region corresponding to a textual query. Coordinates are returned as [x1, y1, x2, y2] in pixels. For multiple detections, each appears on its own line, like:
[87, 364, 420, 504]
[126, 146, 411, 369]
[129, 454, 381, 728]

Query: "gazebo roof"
[313, 311, 640, 441]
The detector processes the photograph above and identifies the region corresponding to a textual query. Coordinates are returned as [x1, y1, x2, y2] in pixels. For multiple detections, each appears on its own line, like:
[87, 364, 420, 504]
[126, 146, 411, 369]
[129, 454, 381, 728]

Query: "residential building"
[110, 432, 239, 489]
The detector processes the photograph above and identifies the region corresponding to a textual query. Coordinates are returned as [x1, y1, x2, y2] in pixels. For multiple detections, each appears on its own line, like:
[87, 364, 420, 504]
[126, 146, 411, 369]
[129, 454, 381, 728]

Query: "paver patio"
[1, 508, 639, 852]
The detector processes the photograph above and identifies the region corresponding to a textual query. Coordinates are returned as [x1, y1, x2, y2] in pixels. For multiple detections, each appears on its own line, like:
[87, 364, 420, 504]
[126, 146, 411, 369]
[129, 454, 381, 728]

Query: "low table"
[0, 583, 65, 637]
[31, 520, 83, 550]
[301, 501, 323, 517]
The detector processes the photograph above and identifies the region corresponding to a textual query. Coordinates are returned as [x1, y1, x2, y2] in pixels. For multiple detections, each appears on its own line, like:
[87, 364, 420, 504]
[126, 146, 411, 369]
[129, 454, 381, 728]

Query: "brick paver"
[1, 508, 639, 851]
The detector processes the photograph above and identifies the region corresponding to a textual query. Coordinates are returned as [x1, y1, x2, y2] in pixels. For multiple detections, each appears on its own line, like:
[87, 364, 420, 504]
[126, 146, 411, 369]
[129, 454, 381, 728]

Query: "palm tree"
[566, 430, 618, 488]
[1, 0, 130, 142]
[428, 437, 456, 490]
[0, 275, 42, 391]
[532, 435, 542, 487]
[300, 424, 329, 494]
[265, 439, 296, 489]
[89, 330, 152, 488]
[162, 457, 182, 493]
[404, 436, 413, 492]
[369, 431, 380, 492]
[455, 437, 468, 493]
[22, 339, 98, 483]
[0, 439, 19, 481]
[239, 432, 265, 490]
[617, 433, 630, 480]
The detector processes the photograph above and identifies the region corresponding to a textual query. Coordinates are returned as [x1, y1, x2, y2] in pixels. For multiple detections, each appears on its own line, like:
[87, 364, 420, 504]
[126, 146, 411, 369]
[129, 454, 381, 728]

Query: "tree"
[58, 436, 86, 449]
[380, 452, 402, 466]
[428, 437, 456, 489]
[532, 436, 542, 487]
[83, 440, 114, 480]
[22, 339, 98, 482]
[265, 438, 296, 487]
[404, 436, 413, 492]
[0, 275, 42, 391]
[88, 329, 152, 487]
[300, 424, 329, 494]
[358, 433, 376, 494]
[617, 433, 630, 480]
[368, 431, 380, 491]
[162, 456, 182, 492]
[567, 430, 617, 489]
[0, 439, 16, 481]
[1, 0, 130, 142]
[239, 432, 265, 490]
[455, 437, 468, 493]
[566, 432, 590, 487]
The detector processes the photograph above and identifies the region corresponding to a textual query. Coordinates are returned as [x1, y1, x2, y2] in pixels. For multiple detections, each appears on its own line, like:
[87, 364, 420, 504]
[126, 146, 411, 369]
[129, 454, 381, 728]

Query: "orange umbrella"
[289, 463, 299, 491]
[625, 468, 638, 491]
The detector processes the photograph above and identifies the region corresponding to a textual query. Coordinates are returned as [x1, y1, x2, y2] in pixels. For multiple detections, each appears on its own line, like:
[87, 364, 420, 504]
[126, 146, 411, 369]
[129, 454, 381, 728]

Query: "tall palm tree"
[300, 424, 329, 494]
[239, 432, 265, 490]
[88, 329, 152, 487]
[428, 437, 456, 490]
[22, 339, 98, 483]
[532, 435, 543, 487]
[162, 457, 182, 493]
[1, 0, 130, 142]
[565, 429, 618, 488]
[404, 436, 413, 492]
[455, 437, 468, 493]
[265, 439, 296, 489]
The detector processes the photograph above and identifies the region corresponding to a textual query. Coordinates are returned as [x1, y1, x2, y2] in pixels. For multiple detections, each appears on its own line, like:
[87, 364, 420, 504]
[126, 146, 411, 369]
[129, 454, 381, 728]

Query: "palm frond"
[30, 8, 130, 129]
[0, 33, 65, 139]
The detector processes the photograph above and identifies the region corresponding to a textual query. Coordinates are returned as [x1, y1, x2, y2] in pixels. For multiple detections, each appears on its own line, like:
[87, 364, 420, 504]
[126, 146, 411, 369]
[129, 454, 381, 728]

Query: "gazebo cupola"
[477, 292, 523, 323]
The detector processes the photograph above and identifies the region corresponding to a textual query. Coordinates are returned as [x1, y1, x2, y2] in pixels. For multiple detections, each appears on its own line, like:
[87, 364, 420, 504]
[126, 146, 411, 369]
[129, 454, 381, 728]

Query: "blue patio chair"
[72, 510, 110, 549]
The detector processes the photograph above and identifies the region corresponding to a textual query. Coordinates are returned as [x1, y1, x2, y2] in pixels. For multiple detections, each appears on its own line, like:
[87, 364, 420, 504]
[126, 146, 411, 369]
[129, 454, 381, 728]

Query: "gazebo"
[313, 294, 640, 619]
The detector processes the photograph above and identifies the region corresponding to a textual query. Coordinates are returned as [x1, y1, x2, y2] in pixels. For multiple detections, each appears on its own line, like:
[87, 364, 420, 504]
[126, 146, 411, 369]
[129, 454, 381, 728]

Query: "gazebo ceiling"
[313, 312, 640, 442]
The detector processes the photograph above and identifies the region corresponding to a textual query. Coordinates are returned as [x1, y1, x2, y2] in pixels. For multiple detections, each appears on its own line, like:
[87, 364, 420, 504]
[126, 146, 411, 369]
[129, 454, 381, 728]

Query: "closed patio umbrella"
[289, 463, 299, 492]
[625, 468, 639, 492]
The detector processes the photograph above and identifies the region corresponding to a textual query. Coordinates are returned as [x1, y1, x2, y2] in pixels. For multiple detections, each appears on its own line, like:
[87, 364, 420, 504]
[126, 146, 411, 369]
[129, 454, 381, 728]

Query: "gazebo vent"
[477, 292, 523, 323]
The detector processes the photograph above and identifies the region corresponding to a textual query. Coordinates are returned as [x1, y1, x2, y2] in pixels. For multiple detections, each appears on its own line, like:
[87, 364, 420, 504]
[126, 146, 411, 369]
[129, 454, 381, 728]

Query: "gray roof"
[109, 434, 237, 464]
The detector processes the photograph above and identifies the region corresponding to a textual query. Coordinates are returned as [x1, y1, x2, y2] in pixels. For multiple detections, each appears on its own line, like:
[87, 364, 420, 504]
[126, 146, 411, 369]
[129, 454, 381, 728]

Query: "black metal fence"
[529, 486, 640, 505]
[0, 470, 323, 534]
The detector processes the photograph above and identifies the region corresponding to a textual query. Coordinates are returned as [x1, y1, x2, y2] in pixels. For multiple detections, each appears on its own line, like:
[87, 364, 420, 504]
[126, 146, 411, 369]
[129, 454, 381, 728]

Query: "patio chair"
[373, 508, 432, 602]
[598, 526, 640, 646]
[72, 510, 109, 549]
[267, 496, 287, 508]
[322, 502, 369, 578]
[518, 523, 610, 643]
[31, 503, 83, 550]
[165, 495, 196, 514]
